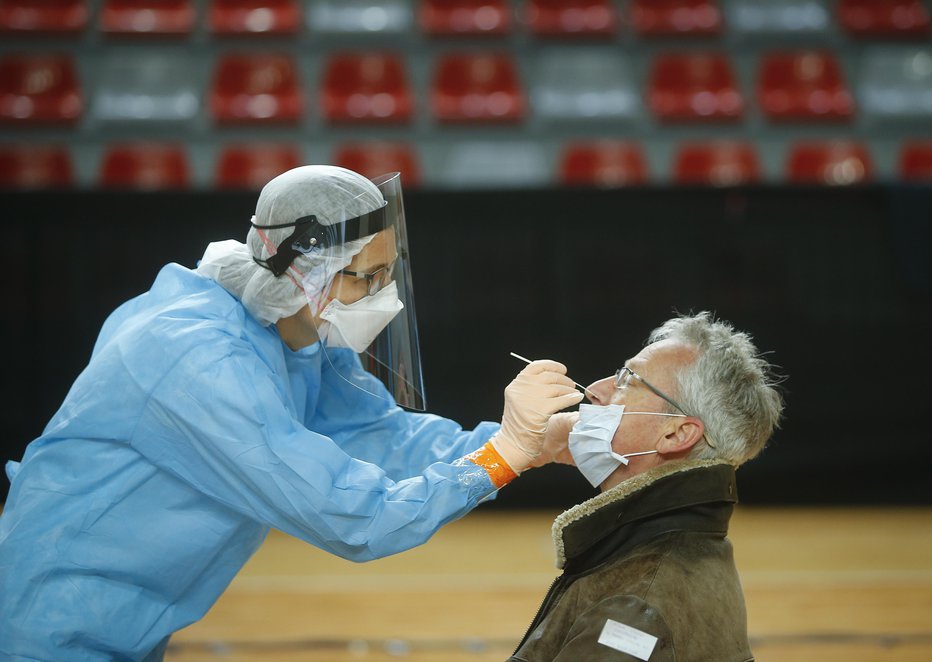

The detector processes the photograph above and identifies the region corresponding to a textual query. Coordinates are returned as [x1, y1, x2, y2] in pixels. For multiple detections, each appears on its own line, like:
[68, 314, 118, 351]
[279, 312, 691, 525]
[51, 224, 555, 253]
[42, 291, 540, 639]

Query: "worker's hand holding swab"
[493, 359, 584, 474]
[510, 352, 595, 399]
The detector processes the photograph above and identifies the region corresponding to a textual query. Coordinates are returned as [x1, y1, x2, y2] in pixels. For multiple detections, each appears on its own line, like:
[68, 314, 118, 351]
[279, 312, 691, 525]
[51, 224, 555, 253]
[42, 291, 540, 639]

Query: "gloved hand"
[527, 411, 581, 470]
[492, 360, 584, 474]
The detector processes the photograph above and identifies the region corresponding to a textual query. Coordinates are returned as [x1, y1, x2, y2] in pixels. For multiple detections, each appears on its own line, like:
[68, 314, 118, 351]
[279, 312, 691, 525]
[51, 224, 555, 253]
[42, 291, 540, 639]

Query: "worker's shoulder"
[133, 264, 251, 328]
[150, 263, 244, 319]
[98, 264, 267, 357]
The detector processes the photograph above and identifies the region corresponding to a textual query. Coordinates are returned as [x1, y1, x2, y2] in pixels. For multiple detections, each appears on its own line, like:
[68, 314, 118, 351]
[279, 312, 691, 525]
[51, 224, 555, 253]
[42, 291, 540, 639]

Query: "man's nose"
[585, 376, 615, 405]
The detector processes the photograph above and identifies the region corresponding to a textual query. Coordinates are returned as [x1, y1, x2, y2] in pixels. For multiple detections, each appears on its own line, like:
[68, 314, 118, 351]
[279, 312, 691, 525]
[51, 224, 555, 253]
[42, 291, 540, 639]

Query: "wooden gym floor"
[164, 507, 932, 662]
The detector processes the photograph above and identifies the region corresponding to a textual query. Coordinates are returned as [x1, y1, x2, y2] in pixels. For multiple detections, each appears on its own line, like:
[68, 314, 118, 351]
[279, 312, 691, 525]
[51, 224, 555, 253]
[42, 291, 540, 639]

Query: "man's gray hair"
[648, 312, 784, 465]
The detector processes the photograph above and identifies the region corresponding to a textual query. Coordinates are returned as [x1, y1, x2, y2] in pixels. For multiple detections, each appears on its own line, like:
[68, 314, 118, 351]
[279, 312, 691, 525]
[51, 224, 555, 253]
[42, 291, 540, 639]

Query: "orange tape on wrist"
[464, 441, 518, 489]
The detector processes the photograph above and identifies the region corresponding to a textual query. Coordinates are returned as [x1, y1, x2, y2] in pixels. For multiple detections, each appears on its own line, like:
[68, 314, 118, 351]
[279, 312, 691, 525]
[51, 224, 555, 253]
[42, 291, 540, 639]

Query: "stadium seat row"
[3, 140, 930, 189]
[1, 0, 929, 39]
[3, 48, 932, 125]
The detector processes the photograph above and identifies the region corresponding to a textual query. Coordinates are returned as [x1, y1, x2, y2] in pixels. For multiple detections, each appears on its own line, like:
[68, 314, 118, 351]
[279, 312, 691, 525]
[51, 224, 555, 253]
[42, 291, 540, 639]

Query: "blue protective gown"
[0, 264, 500, 661]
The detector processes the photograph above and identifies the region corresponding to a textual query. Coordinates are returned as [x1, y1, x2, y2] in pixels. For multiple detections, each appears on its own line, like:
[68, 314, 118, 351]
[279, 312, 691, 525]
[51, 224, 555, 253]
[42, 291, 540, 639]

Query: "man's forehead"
[629, 339, 696, 373]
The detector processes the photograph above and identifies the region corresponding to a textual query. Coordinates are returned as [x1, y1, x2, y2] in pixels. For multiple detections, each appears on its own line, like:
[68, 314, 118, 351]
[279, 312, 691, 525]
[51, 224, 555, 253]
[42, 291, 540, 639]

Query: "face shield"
[254, 170, 426, 411]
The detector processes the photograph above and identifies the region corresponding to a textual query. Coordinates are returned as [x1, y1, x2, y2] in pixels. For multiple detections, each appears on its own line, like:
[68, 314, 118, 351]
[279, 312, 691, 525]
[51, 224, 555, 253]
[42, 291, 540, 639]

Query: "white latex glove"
[527, 411, 580, 469]
[492, 360, 584, 474]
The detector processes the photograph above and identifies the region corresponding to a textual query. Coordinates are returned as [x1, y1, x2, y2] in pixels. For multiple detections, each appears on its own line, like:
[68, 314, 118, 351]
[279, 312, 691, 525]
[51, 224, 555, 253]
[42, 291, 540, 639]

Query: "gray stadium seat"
[860, 47, 932, 123]
[723, 0, 831, 37]
[533, 49, 641, 123]
[306, 0, 413, 35]
[91, 53, 199, 125]
[432, 142, 551, 189]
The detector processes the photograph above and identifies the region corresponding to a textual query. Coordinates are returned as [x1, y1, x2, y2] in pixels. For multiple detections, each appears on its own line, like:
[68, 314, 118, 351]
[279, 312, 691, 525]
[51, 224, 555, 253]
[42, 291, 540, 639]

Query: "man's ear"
[657, 417, 705, 455]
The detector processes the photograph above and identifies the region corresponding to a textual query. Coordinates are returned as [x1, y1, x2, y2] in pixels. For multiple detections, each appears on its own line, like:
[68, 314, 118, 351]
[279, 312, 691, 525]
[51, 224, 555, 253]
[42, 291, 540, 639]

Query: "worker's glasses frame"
[339, 256, 398, 296]
[614, 366, 717, 448]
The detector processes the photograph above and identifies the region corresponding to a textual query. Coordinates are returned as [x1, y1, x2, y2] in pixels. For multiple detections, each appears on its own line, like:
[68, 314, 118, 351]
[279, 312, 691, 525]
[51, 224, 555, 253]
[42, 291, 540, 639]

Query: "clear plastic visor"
[303, 172, 426, 410]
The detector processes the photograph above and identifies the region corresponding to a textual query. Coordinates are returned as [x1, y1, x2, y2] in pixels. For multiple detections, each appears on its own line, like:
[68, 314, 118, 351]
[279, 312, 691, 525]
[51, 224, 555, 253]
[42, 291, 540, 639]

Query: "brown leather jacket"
[509, 460, 754, 662]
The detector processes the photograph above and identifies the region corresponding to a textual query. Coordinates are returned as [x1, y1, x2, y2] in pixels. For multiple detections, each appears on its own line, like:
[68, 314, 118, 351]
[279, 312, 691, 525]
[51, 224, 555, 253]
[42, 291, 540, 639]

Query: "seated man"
[510, 312, 784, 662]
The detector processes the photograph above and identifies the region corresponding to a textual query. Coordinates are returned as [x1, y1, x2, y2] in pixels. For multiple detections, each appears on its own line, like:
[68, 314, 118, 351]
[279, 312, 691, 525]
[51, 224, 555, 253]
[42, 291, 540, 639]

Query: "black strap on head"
[251, 201, 388, 277]
[252, 214, 325, 277]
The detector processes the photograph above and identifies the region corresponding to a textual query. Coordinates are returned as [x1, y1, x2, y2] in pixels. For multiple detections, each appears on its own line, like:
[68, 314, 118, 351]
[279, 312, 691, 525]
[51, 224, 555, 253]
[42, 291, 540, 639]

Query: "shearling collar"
[552, 459, 736, 568]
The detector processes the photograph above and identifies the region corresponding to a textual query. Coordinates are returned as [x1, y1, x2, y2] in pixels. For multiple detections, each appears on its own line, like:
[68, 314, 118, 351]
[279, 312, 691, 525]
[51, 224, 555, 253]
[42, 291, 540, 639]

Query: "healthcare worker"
[0, 166, 583, 661]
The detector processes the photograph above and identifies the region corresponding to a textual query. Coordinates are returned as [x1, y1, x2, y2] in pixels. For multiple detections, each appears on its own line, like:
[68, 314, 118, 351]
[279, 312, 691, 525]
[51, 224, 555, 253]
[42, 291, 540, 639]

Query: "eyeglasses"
[614, 365, 717, 448]
[339, 256, 398, 296]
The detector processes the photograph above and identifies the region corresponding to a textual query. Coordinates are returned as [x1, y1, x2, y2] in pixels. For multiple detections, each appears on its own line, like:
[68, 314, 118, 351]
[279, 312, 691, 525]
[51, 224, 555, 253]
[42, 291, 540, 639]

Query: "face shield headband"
[251, 201, 389, 277]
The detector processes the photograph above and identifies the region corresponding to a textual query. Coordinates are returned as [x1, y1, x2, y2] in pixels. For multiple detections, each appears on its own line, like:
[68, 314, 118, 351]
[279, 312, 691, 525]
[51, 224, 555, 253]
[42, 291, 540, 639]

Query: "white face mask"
[318, 280, 403, 353]
[568, 403, 685, 488]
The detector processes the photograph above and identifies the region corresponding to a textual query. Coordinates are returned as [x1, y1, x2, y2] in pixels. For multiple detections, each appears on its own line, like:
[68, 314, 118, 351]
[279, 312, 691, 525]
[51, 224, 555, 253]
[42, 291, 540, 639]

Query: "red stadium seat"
[321, 53, 413, 124]
[332, 142, 421, 187]
[210, 54, 303, 124]
[0, 54, 82, 125]
[899, 141, 932, 181]
[419, 0, 512, 36]
[0, 145, 73, 188]
[208, 0, 300, 35]
[215, 144, 301, 189]
[559, 141, 648, 186]
[431, 53, 525, 123]
[0, 0, 88, 34]
[837, 0, 930, 38]
[630, 0, 723, 37]
[648, 53, 743, 122]
[99, 143, 190, 189]
[674, 142, 760, 185]
[525, 0, 618, 38]
[758, 51, 855, 122]
[100, 0, 195, 36]
[786, 141, 872, 185]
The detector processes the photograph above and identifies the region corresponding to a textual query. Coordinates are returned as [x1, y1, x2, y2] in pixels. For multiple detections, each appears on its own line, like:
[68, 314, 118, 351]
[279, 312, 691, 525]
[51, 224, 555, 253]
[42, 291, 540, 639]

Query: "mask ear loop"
[314, 293, 336, 315]
[620, 412, 686, 417]
[608, 412, 683, 465]
[612, 449, 659, 465]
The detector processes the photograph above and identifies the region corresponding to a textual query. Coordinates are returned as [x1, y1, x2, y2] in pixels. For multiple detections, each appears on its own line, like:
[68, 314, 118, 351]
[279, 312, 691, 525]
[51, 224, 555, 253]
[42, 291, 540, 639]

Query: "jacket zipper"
[511, 555, 615, 656]
[511, 573, 571, 656]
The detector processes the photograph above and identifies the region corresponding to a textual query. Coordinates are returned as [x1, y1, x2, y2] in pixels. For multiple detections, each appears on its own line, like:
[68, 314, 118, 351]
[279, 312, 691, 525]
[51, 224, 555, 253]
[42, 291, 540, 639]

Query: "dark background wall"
[3, 186, 931, 508]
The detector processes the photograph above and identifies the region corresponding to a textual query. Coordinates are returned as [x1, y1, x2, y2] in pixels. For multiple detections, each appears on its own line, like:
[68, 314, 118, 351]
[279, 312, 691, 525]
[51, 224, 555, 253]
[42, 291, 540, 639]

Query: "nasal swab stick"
[510, 352, 595, 399]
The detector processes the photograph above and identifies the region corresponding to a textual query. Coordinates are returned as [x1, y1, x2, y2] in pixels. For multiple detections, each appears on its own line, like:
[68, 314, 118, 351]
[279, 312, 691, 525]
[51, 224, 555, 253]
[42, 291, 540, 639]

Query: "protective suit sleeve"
[131, 341, 498, 562]
[309, 349, 500, 480]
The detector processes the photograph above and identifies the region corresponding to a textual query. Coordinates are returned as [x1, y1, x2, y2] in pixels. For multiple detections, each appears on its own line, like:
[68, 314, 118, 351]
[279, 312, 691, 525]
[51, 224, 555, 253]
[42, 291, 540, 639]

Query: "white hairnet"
[197, 165, 384, 326]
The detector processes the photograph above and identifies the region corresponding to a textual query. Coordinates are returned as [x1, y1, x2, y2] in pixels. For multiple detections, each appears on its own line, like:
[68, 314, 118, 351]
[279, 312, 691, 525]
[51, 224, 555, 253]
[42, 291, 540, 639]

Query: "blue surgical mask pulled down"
[568, 403, 685, 488]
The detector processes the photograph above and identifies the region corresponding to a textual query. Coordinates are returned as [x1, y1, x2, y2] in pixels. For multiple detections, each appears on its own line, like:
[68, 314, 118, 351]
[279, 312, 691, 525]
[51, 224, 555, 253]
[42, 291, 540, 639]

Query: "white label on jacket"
[597, 619, 658, 660]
